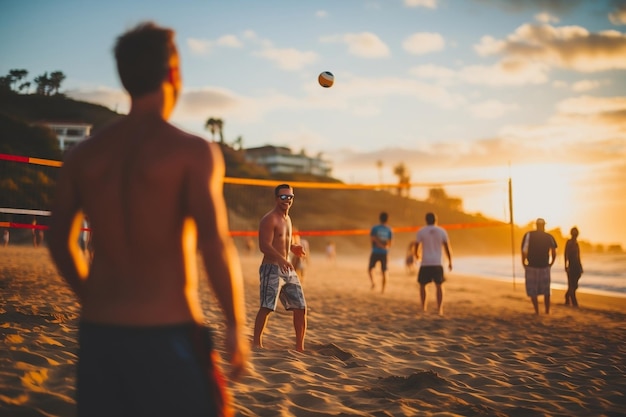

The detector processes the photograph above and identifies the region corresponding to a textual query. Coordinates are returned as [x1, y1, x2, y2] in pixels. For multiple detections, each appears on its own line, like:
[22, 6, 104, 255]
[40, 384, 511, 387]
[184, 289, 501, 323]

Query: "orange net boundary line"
[0, 153, 502, 189]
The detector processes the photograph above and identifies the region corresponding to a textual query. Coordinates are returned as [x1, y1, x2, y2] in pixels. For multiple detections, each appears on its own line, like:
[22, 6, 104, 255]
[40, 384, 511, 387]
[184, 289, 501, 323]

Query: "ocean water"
[452, 253, 626, 298]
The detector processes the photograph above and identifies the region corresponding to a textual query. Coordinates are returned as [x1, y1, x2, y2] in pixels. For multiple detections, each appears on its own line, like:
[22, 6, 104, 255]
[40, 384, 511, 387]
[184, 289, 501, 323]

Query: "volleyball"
[318, 71, 334, 88]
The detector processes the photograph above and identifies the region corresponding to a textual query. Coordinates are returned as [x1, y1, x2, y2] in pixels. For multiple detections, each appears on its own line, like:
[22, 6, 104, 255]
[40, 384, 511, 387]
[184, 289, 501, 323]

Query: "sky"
[2, 0, 626, 247]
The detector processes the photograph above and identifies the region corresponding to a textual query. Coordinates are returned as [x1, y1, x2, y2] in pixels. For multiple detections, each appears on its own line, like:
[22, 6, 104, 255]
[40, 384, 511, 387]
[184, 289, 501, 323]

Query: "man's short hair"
[274, 184, 292, 196]
[425, 212, 436, 225]
[114, 22, 177, 98]
[379, 212, 388, 223]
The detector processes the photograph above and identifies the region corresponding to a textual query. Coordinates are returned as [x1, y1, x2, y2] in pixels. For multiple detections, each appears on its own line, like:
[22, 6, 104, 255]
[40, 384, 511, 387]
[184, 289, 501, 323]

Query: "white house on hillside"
[40, 121, 92, 152]
[245, 145, 332, 177]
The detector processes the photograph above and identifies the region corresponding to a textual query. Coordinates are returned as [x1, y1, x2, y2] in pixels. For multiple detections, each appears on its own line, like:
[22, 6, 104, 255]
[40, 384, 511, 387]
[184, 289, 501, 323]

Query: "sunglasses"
[278, 194, 294, 201]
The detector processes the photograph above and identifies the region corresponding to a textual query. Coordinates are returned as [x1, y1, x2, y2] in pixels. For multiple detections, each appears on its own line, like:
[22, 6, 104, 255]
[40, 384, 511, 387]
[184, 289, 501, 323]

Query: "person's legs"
[544, 294, 551, 314]
[381, 271, 388, 294]
[368, 268, 375, 290]
[571, 278, 579, 307]
[436, 283, 444, 315]
[367, 253, 376, 290]
[255, 264, 282, 349]
[253, 308, 272, 349]
[281, 271, 307, 351]
[419, 284, 427, 311]
[530, 296, 539, 314]
[380, 255, 388, 294]
[292, 309, 306, 352]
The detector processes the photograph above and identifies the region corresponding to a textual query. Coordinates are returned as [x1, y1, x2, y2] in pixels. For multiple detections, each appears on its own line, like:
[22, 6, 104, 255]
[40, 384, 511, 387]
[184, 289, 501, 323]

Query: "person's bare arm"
[189, 141, 248, 379]
[444, 241, 452, 271]
[413, 241, 420, 260]
[549, 247, 556, 267]
[48, 154, 89, 301]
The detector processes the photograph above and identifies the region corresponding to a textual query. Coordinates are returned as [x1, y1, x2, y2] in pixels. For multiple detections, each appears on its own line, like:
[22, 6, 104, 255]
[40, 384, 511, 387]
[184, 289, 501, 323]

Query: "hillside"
[0, 91, 122, 132]
[1, 92, 535, 254]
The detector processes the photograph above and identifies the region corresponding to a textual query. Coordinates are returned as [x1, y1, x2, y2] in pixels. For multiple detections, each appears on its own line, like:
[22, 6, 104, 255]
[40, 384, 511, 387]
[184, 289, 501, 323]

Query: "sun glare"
[510, 164, 578, 230]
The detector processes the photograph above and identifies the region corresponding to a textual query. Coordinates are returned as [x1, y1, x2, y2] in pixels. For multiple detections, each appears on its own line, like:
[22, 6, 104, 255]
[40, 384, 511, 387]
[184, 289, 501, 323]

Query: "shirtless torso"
[259, 202, 303, 272]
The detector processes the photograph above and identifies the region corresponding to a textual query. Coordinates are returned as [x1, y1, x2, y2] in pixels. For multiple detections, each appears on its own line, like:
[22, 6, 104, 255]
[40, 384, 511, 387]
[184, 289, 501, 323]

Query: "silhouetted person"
[564, 227, 583, 307]
[521, 218, 557, 315]
[48, 22, 248, 417]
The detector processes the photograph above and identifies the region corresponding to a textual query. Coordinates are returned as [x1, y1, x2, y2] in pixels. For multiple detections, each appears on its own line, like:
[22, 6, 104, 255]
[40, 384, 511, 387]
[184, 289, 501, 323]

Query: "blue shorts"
[77, 322, 222, 417]
[259, 264, 306, 311]
[369, 252, 388, 272]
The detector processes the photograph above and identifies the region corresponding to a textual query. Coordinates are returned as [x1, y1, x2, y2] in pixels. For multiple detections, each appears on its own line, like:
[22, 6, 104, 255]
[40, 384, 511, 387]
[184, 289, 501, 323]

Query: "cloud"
[65, 87, 129, 114]
[534, 12, 559, 24]
[571, 79, 602, 92]
[410, 59, 550, 86]
[253, 47, 318, 71]
[409, 64, 456, 81]
[315, 10, 328, 18]
[472, 0, 582, 14]
[404, 0, 437, 9]
[320, 32, 391, 58]
[609, 2, 626, 25]
[186, 35, 243, 55]
[469, 99, 519, 119]
[173, 86, 304, 124]
[475, 23, 626, 72]
[556, 95, 626, 115]
[403, 32, 445, 55]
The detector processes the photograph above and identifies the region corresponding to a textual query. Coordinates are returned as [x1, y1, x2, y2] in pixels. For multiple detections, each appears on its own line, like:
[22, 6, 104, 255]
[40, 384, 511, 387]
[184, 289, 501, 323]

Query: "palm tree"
[49, 71, 66, 95]
[205, 118, 217, 141]
[8, 69, 28, 91]
[216, 119, 224, 143]
[18, 81, 31, 93]
[34, 72, 50, 95]
[393, 162, 411, 197]
[233, 135, 243, 150]
[376, 160, 383, 187]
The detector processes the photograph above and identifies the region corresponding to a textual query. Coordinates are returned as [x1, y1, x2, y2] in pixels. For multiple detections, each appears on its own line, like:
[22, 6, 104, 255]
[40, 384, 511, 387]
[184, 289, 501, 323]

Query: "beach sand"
[1, 246, 625, 416]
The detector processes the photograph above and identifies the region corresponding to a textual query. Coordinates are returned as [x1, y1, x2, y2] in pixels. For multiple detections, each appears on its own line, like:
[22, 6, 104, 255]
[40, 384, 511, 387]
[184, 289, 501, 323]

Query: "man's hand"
[224, 325, 249, 381]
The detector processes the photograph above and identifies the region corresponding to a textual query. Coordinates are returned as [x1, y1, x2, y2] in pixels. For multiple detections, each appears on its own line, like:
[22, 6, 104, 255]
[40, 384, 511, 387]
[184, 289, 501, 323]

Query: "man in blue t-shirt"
[368, 212, 392, 293]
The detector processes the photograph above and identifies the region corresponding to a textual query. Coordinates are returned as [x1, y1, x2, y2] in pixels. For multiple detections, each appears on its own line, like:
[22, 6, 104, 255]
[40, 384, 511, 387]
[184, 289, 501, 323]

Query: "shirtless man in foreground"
[48, 22, 248, 417]
[253, 184, 307, 352]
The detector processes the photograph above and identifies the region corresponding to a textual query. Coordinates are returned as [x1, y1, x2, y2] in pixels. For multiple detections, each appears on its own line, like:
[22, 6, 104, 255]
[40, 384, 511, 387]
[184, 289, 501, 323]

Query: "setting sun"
[509, 163, 578, 230]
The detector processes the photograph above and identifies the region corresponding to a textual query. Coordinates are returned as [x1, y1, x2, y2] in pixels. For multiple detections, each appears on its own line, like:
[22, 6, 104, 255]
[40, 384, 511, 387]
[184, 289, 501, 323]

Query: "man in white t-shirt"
[414, 212, 452, 315]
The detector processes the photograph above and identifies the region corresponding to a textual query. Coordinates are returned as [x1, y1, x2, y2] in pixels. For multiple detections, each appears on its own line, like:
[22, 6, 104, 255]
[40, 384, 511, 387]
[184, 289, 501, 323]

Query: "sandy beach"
[1, 245, 625, 417]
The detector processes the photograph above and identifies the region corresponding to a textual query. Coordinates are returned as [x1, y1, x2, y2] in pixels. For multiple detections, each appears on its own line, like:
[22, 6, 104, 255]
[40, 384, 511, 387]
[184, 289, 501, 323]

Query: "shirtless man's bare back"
[48, 22, 248, 416]
[253, 184, 307, 352]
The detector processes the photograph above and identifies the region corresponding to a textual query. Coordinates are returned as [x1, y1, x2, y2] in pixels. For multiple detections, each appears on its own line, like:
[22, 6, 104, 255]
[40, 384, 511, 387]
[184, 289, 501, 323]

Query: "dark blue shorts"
[418, 265, 445, 285]
[77, 322, 220, 417]
[369, 253, 388, 271]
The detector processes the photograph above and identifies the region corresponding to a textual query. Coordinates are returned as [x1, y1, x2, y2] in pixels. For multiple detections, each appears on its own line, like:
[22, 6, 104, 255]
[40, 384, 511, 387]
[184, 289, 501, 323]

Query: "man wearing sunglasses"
[253, 184, 307, 352]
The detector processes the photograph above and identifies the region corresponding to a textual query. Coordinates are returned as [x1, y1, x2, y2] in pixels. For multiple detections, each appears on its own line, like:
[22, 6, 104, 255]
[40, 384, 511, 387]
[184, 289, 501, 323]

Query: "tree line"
[0, 68, 66, 96]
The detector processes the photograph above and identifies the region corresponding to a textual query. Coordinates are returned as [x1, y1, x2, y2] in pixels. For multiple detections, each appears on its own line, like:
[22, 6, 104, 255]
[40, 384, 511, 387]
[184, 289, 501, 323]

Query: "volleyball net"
[1, 152, 513, 254]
